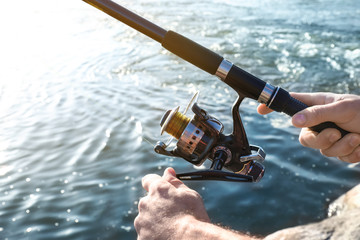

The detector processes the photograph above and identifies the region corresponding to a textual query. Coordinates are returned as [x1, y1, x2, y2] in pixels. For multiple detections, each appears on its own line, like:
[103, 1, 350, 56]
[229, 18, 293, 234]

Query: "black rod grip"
[268, 88, 349, 137]
[161, 31, 224, 75]
[223, 65, 266, 100]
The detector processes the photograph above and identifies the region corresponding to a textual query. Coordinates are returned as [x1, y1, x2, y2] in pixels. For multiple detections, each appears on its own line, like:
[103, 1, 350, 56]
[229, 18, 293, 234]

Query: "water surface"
[0, 0, 359, 239]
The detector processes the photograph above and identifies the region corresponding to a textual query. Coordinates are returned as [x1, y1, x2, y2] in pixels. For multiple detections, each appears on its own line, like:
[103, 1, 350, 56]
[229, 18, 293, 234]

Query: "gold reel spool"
[160, 92, 199, 147]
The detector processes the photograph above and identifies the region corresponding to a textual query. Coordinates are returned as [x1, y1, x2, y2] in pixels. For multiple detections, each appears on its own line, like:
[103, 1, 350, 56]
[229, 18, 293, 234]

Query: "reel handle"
[267, 87, 349, 137]
[176, 170, 253, 182]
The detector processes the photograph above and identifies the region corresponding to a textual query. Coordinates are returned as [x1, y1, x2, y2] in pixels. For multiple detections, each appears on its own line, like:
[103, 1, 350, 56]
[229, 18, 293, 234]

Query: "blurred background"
[0, 0, 359, 239]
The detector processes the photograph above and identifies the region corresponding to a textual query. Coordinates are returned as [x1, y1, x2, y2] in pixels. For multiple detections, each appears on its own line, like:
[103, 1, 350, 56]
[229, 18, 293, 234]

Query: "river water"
[0, 0, 359, 239]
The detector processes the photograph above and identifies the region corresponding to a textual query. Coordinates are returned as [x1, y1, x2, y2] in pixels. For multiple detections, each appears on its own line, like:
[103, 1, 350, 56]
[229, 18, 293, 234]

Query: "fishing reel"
[154, 92, 266, 183]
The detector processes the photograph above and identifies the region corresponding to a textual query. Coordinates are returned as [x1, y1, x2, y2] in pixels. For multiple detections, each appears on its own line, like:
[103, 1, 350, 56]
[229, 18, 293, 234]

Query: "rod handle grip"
[268, 88, 349, 137]
[161, 31, 224, 75]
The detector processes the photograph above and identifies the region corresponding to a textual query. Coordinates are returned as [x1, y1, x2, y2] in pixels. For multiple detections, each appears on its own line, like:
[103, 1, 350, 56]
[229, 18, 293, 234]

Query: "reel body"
[154, 92, 266, 183]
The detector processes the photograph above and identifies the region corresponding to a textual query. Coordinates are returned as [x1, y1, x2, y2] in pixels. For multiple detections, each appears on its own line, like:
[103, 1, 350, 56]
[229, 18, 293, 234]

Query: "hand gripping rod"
[83, 0, 348, 137]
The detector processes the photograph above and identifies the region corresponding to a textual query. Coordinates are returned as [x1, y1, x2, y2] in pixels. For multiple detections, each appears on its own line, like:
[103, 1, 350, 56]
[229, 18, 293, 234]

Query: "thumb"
[162, 167, 187, 189]
[292, 101, 348, 128]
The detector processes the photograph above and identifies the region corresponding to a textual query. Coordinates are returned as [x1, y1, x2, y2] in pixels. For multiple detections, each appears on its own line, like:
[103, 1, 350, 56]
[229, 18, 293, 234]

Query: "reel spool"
[154, 92, 266, 183]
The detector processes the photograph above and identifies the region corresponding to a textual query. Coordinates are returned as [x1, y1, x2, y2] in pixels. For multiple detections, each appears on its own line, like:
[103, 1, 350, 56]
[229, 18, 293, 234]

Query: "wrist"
[176, 215, 202, 239]
[178, 215, 261, 240]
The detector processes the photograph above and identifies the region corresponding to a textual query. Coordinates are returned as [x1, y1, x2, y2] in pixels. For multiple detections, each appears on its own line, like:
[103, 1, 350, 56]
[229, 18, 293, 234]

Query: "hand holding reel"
[155, 92, 265, 183]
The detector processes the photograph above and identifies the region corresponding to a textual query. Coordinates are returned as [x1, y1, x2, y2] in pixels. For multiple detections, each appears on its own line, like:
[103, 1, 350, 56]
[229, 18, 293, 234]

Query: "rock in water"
[328, 184, 360, 217]
[265, 184, 360, 240]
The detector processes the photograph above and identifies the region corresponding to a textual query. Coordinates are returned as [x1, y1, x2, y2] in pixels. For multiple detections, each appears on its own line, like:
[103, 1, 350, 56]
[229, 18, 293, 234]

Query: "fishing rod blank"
[83, 0, 349, 137]
[83, 0, 166, 42]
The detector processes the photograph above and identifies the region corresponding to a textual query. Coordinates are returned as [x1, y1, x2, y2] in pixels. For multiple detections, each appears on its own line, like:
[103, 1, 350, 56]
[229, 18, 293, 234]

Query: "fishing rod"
[83, 0, 349, 183]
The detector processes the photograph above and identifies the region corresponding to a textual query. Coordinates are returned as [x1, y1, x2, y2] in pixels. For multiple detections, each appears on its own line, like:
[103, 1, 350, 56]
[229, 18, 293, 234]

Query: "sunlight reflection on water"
[0, 0, 359, 239]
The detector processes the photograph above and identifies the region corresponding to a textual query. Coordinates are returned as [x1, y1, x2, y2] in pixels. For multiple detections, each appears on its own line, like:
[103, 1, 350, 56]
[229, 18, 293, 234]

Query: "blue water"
[0, 0, 359, 239]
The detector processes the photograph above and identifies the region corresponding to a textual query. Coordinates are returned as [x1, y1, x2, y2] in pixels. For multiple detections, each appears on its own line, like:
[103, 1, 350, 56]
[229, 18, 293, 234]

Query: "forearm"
[136, 168, 264, 240]
[179, 216, 262, 240]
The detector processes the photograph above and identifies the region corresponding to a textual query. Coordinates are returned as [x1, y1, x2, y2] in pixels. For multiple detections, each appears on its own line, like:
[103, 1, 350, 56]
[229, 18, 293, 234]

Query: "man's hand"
[134, 167, 210, 240]
[134, 168, 261, 240]
[257, 92, 360, 163]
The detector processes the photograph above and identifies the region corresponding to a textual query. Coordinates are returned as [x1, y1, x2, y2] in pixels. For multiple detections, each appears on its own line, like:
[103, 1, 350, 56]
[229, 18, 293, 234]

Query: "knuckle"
[138, 197, 148, 211]
[141, 174, 152, 187]
[312, 106, 326, 122]
[320, 149, 334, 157]
[298, 130, 313, 148]
[340, 148, 360, 163]
[189, 190, 202, 200]
[148, 181, 173, 199]
[334, 98, 359, 120]
[324, 93, 338, 104]
[179, 189, 202, 202]
[339, 100, 354, 116]
[299, 136, 309, 147]
[134, 219, 150, 240]
[150, 180, 169, 194]
[142, 174, 162, 191]
[317, 129, 338, 149]
[134, 215, 142, 232]
[342, 134, 360, 152]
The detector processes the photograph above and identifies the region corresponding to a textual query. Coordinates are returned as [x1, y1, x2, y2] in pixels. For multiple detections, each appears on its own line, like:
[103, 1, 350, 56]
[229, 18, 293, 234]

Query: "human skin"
[134, 167, 262, 240]
[257, 92, 360, 163]
[134, 92, 360, 239]
[134, 168, 316, 239]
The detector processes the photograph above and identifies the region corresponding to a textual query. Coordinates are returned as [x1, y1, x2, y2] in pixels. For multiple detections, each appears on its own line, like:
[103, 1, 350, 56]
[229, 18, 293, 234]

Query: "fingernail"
[164, 167, 176, 177]
[293, 114, 306, 126]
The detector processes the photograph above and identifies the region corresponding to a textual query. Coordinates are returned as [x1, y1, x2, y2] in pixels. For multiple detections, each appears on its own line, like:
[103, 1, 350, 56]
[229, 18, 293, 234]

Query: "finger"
[290, 92, 337, 106]
[142, 174, 162, 192]
[321, 133, 360, 158]
[162, 167, 188, 189]
[339, 146, 360, 163]
[162, 167, 176, 182]
[291, 100, 353, 128]
[298, 128, 341, 149]
[257, 104, 274, 115]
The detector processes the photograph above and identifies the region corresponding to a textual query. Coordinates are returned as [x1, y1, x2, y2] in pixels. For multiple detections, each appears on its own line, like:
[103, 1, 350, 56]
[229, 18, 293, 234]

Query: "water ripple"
[0, 0, 359, 239]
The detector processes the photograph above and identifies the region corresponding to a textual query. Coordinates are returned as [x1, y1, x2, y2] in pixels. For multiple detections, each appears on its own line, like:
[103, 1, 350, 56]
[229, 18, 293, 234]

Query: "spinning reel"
[84, 0, 349, 183]
[154, 92, 266, 183]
